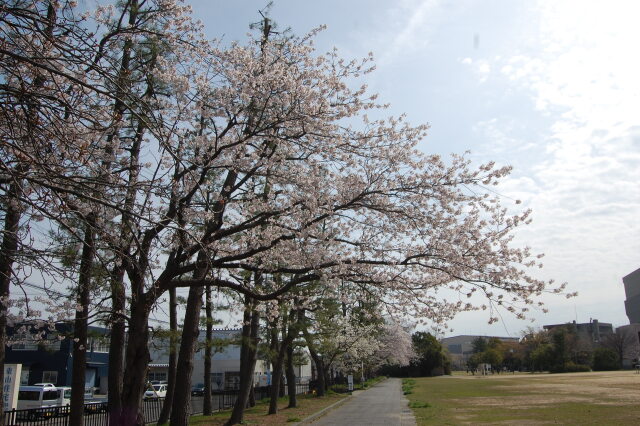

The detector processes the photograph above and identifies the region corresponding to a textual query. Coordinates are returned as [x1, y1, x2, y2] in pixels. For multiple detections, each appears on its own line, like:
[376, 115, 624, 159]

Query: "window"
[42, 371, 58, 384]
[91, 337, 110, 353]
[13, 342, 38, 350]
[211, 372, 224, 390]
[148, 371, 167, 382]
[40, 335, 61, 351]
[152, 385, 166, 392]
[211, 372, 223, 387]
[11, 333, 38, 351]
[20, 368, 30, 385]
[64, 389, 72, 399]
[18, 390, 40, 401]
[224, 372, 240, 390]
[42, 390, 58, 401]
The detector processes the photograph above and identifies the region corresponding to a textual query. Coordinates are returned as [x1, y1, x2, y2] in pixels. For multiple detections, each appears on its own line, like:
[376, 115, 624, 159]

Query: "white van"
[56, 386, 72, 406]
[32, 383, 56, 388]
[17, 386, 71, 410]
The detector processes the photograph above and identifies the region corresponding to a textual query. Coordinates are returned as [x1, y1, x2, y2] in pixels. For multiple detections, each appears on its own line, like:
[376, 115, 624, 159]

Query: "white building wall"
[149, 329, 312, 389]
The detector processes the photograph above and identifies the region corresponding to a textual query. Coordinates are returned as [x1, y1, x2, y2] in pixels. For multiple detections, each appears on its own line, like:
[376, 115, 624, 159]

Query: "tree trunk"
[268, 336, 286, 414]
[203, 284, 213, 415]
[108, 79, 146, 426]
[107, 270, 126, 426]
[266, 319, 278, 402]
[157, 287, 178, 424]
[70, 218, 95, 426]
[120, 299, 151, 425]
[269, 309, 297, 414]
[248, 384, 255, 408]
[170, 249, 208, 426]
[302, 321, 326, 397]
[268, 317, 279, 382]
[311, 350, 326, 396]
[169, 284, 204, 425]
[226, 298, 259, 425]
[279, 373, 286, 397]
[106, 1, 142, 422]
[286, 343, 297, 408]
[325, 368, 331, 390]
[0, 175, 22, 423]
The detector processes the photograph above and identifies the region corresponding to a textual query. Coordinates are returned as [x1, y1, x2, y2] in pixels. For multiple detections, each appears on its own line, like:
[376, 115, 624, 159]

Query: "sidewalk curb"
[294, 392, 355, 425]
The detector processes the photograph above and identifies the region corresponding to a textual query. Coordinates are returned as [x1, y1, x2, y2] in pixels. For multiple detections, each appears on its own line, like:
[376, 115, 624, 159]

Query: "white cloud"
[467, 0, 640, 329]
[460, 57, 493, 84]
[364, 0, 445, 65]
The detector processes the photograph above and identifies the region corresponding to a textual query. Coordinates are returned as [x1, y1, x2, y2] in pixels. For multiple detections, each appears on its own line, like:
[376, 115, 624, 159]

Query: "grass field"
[188, 392, 347, 425]
[188, 377, 384, 425]
[404, 370, 640, 425]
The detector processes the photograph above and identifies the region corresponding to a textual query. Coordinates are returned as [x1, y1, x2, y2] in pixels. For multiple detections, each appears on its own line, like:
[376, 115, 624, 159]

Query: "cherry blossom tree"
[0, 1, 572, 424]
[0, 1, 104, 420]
[370, 321, 415, 370]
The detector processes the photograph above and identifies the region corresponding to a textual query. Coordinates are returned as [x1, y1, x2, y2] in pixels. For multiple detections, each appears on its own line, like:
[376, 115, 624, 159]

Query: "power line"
[20, 281, 171, 325]
[20, 281, 68, 298]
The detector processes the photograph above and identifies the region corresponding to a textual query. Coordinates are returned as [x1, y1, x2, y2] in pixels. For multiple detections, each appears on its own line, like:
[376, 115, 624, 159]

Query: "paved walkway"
[308, 378, 417, 426]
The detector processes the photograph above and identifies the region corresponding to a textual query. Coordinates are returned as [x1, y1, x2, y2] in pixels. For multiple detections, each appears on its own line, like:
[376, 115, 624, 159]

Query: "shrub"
[564, 362, 591, 372]
[549, 362, 590, 373]
[592, 348, 619, 371]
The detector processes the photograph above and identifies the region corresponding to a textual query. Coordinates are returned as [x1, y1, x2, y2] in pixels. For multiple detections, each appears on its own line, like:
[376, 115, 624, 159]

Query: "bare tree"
[602, 329, 637, 368]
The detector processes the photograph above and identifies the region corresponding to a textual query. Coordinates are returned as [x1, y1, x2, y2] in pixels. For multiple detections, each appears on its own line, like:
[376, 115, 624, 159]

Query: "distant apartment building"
[623, 267, 640, 324]
[440, 335, 520, 369]
[543, 319, 613, 344]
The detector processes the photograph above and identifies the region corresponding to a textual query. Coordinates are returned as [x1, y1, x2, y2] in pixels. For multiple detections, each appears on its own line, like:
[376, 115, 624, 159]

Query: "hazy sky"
[174, 0, 640, 337]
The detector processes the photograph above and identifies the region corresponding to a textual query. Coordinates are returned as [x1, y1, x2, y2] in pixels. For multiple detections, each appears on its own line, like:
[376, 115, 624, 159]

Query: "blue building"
[5, 322, 110, 393]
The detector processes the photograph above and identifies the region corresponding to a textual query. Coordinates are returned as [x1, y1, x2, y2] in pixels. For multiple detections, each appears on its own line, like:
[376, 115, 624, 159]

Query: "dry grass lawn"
[405, 370, 640, 425]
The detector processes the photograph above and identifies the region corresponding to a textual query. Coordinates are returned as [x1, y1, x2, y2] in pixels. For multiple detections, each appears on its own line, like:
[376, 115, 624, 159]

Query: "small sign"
[347, 374, 353, 391]
[3, 364, 22, 410]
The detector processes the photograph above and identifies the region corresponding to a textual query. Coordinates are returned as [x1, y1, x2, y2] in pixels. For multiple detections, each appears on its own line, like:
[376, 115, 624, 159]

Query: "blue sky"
[175, 0, 640, 337]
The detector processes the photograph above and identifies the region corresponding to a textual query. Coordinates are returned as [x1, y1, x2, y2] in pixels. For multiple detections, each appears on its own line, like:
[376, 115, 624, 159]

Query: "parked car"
[144, 384, 167, 399]
[191, 384, 205, 396]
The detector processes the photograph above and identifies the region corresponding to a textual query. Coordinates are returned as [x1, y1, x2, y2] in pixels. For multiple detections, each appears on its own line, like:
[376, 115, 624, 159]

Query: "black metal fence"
[3, 383, 310, 425]
[2, 402, 108, 426]
[250, 383, 310, 401]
